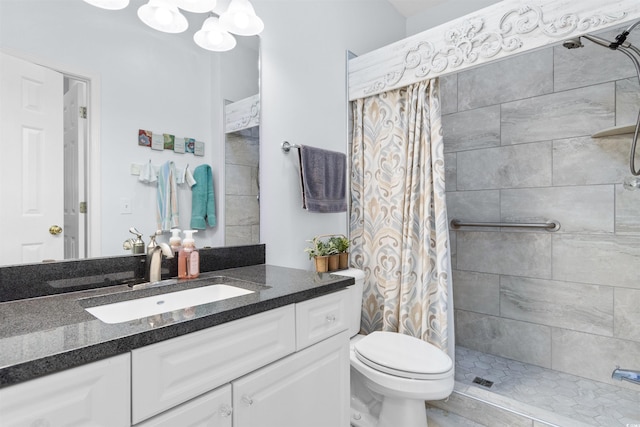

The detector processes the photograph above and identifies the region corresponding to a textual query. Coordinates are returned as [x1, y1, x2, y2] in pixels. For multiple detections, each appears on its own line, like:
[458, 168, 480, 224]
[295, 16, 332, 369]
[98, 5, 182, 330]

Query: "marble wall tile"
[444, 153, 456, 191]
[615, 184, 640, 234]
[449, 230, 457, 269]
[554, 39, 638, 92]
[457, 231, 551, 278]
[551, 328, 640, 391]
[501, 83, 615, 145]
[500, 186, 614, 234]
[552, 234, 640, 289]
[500, 276, 613, 336]
[458, 49, 553, 112]
[440, 73, 458, 115]
[552, 135, 630, 186]
[614, 288, 640, 342]
[442, 105, 500, 153]
[225, 164, 255, 196]
[225, 195, 259, 226]
[225, 134, 259, 166]
[225, 225, 254, 246]
[616, 78, 640, 125]
[452, 270, 500, 316]
[447, 190, 500, 225]
[457, 142, 552, 190]
[455, 310, 551, 368]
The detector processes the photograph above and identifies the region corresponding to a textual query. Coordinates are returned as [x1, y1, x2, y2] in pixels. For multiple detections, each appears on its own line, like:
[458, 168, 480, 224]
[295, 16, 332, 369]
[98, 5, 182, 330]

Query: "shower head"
[562, 38, 583, 49]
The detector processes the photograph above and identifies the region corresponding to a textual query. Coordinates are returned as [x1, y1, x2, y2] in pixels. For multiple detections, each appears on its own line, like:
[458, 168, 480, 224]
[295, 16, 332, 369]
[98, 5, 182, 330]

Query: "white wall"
[405, 0, 501, 35]
[0, 0, 257, 257]
[254, 0, 405, 269]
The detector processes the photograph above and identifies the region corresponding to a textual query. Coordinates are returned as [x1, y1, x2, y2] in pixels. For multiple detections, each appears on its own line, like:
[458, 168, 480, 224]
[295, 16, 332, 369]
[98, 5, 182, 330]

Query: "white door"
[63, 80, 86, 259]
[232, 331, 350, 427]
[0, 52, 64, 265]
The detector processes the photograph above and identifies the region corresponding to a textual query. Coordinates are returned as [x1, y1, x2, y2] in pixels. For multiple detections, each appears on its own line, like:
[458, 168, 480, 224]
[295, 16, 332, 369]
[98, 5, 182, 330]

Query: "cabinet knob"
[326, 314, 336, 323]
[241, 395, 254, 406]
[219, 404, 233, 417]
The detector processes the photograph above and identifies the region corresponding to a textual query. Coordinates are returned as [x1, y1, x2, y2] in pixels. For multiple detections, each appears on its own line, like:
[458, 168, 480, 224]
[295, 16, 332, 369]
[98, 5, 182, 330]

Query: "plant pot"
[314, 256, 329, 273]
[338, 252, 349, 270]
[328, 254, 339, 271]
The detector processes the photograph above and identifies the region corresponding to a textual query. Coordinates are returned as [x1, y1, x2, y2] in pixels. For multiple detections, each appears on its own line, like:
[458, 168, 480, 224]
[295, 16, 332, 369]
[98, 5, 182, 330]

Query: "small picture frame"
[138, 129, 152, 147]
[194, 141, 205, 156]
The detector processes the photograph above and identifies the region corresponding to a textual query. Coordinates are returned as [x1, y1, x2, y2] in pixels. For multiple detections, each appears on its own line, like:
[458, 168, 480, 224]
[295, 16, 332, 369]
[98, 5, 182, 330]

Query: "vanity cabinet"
[233, 330, 349, 427]
[0, 353, 130, 427]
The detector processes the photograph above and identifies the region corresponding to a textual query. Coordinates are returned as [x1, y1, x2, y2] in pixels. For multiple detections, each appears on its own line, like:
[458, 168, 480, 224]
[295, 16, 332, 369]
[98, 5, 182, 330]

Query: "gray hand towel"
[298, 145, 347, 213]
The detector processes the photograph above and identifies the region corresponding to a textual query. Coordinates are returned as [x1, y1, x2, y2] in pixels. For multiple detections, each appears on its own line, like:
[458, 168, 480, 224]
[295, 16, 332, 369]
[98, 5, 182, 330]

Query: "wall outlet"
[120, 198, 132, 214]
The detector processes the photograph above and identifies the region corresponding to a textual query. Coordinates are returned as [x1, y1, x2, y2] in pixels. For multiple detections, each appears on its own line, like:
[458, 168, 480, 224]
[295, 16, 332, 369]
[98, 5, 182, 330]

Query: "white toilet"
[334, 269, 454, 427]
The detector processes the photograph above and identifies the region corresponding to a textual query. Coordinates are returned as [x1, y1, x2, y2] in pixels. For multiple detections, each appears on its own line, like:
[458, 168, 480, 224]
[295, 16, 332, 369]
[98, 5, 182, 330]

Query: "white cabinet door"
[132, 305, 296, 424]
[137, 384, 232, 427]
[0, 354, 130, 427]
[233, 330, 350, 427]
[295, 288, 349, 351]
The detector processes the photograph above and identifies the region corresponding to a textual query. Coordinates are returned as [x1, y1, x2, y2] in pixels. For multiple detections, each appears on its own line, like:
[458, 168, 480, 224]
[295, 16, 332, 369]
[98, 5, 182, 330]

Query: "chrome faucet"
[611, 367, 640, 385]
[145, 241, 174, 283]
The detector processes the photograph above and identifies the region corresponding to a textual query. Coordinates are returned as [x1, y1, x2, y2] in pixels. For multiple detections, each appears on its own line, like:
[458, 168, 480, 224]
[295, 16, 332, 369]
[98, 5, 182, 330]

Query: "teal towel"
[191, 165, 216, 229]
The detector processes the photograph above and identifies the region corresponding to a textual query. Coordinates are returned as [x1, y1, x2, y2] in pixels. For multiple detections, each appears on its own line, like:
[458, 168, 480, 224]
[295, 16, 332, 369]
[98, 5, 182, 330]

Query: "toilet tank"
[332, 268, 365, 337]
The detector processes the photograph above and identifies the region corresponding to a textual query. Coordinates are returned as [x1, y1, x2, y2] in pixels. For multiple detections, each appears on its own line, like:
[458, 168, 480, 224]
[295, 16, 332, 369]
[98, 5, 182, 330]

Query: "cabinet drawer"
[132, 305, 296, 424]
[295, 288, 349, 350]
[136, 384, 232, 427]
[233, 330, 350, 427]
[0, 354, 130, 427]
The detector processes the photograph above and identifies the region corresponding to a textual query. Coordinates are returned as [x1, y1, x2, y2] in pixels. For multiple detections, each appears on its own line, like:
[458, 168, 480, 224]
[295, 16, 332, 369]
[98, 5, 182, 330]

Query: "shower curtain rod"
[450, 219, 561, 232]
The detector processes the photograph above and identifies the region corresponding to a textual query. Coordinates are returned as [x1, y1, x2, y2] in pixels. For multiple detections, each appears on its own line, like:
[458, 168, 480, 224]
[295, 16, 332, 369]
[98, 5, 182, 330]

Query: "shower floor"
[451, 346, 640, 426]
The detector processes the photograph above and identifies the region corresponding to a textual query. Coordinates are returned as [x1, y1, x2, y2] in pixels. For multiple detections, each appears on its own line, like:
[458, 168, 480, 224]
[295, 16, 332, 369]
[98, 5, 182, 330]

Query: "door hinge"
[79, 106, 87, 119]
[80, 201, 87, 214]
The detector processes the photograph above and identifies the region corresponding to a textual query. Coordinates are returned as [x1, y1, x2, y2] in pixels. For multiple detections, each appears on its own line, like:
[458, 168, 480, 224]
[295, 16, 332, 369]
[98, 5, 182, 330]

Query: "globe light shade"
[83, 0, 130, 10]
[138, 0, 188, 33]
[219, 0, 264, 36]
[194, 17, 237, 51]
[174, 0, 217, 13]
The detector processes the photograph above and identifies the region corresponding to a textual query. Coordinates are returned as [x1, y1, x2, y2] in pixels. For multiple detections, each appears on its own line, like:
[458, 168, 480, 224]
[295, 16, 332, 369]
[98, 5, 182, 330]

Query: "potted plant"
[304, 236, 331, 273]
[329, 235, 350, 270]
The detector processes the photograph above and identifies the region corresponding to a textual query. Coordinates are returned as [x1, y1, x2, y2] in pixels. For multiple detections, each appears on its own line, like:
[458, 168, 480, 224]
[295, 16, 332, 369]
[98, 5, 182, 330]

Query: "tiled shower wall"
[225, 127, 260, 246]
[441, 27, 640, 390]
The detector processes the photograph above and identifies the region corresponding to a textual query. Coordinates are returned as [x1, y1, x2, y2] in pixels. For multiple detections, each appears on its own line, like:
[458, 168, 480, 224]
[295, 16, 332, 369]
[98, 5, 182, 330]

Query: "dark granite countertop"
[0, 264, 354, 388]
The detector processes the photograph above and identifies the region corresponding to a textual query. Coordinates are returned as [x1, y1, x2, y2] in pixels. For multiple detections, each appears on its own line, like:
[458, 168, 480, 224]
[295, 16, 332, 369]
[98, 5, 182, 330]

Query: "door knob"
[49, 225, 63, 235]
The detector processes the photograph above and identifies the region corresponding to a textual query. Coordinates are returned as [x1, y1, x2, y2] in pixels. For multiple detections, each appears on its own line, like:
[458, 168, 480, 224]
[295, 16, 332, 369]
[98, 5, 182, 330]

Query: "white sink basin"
[85, 284, 254, 324]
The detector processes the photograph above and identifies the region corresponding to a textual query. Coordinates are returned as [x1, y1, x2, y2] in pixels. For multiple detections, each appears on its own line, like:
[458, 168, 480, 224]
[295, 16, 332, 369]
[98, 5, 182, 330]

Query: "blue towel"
[191, 164, 216, 229]
[298, 145, 347, 213]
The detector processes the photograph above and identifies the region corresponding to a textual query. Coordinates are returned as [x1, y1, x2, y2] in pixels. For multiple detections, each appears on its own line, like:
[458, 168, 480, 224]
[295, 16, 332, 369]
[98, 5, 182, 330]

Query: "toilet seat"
[354, 331, 452, 380]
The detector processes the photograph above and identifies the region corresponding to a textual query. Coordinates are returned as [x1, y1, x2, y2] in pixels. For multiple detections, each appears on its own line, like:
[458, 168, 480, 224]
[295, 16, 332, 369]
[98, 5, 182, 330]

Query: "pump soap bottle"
[169, 229, 182, 254]
[178, 230, 199, 279]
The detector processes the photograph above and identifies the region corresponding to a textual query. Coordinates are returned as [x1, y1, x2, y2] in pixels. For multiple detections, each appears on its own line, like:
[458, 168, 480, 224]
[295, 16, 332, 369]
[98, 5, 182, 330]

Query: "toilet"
[334, 269, 454, 427]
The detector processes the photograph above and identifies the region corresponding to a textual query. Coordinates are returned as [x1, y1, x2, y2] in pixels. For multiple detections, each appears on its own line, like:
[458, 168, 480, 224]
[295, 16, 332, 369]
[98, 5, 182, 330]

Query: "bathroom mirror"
[0, 0, 260, 266]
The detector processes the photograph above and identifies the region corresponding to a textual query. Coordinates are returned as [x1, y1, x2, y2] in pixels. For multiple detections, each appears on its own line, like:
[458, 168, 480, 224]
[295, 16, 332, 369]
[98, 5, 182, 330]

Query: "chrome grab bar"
[450, 219, 561, 232]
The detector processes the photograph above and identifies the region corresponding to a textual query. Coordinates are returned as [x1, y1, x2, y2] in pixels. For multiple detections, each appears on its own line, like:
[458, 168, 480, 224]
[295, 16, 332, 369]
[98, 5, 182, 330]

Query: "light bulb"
[234, 12, 249, 29]
[207, 31, 223, 45]
[154, 7, 173, 25]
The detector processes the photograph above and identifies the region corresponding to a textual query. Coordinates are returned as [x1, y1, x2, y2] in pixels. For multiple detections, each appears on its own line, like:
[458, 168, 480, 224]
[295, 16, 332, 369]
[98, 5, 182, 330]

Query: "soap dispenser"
[178, 230, 199, 279]
[169, 228, 182, 254]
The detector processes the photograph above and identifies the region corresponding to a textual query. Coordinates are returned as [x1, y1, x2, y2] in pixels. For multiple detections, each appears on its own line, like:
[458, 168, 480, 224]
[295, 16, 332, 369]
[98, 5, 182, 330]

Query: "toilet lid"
[354, 331, 453, 380]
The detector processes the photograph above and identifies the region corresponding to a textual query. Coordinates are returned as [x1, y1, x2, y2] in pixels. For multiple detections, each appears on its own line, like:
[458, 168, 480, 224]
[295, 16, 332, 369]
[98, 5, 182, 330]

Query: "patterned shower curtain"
[350, 79, 453, 354]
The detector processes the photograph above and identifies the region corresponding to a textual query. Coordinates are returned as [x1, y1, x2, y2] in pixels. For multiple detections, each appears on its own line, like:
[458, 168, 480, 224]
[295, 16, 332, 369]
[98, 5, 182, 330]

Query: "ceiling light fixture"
[83, 0, 262, 51]
[174, 0, 217, 14]
[137, 0, 189, 34]
[219, 0, 264, 36]
[194, 16, 236, 52]
[82, 0, 130, 10]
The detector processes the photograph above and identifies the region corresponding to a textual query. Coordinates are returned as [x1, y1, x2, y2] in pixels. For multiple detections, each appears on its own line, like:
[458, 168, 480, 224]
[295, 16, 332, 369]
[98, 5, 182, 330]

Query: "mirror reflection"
[0, 0, 260, 266]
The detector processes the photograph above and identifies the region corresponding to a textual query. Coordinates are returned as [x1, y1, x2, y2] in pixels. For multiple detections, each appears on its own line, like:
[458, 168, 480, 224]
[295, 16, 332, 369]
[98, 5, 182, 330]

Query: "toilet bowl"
[334, 269, 454, 427]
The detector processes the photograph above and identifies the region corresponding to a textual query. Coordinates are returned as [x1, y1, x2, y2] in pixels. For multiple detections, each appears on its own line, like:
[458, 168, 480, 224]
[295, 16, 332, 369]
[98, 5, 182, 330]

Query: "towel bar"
[281, 141, 301, 153]
[450, 219, 561, 232]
